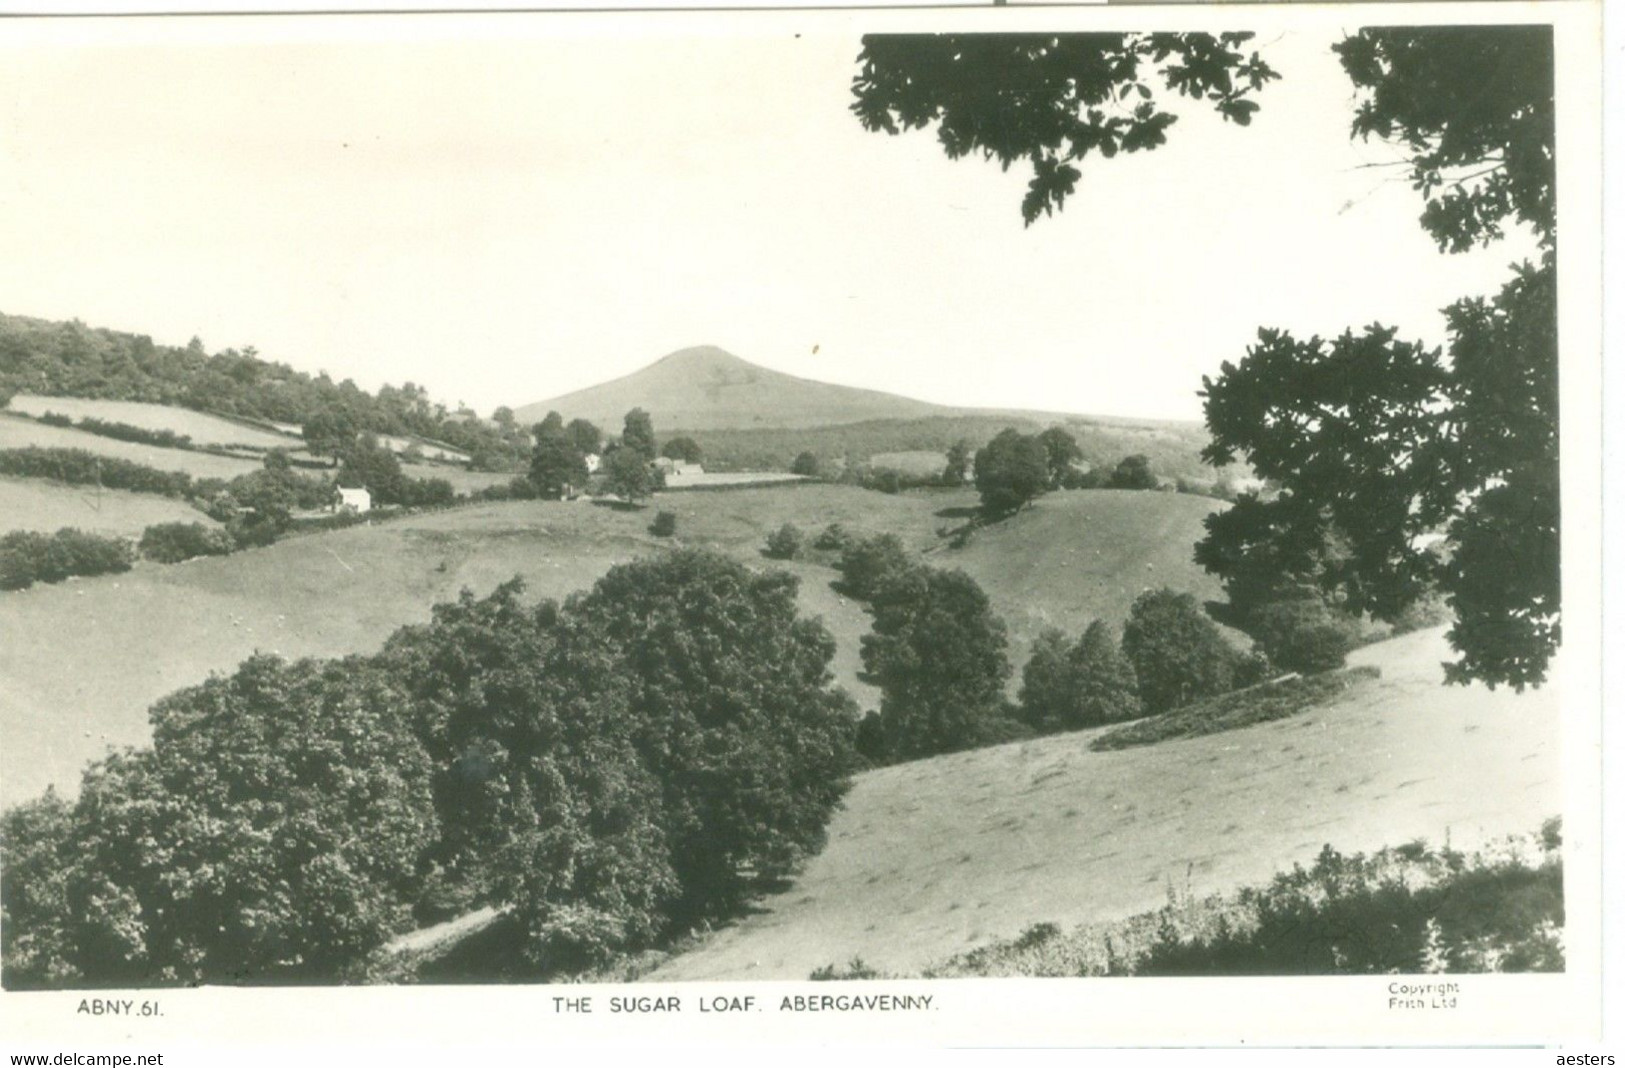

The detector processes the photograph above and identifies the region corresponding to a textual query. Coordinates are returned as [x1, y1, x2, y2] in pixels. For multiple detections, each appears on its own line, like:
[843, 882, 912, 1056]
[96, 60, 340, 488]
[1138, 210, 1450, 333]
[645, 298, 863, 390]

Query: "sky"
[0, 14, 1537, 423]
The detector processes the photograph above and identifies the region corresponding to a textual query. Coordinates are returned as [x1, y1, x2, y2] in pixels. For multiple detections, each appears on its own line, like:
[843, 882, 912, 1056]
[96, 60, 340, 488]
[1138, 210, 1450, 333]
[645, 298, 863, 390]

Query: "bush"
[649, 510, 677, 537]
[139, 522, 235, 564]
[764, 523, 804, 560]
[0, 528, 135, 590]
[1108, 454, 1158, 490]
[0, 447, 193, 497]
[812, 522, 853, 552]
[1121, 589, 1248, 714]
[835, 533, 914, 601]
[38, 411, 73, 428]
[1133, 835, 1564, 976]
[75, 417, 193, 450]
[1091, 666, 1380, 752]
[1248, 598, 1362, 674]
[790, 451, 821, 477]
[0, 791, 78, 989]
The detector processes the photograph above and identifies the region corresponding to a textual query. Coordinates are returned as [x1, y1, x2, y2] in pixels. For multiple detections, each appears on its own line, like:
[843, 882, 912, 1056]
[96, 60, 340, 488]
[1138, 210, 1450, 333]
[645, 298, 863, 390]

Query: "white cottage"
[336, 487, 373, 514]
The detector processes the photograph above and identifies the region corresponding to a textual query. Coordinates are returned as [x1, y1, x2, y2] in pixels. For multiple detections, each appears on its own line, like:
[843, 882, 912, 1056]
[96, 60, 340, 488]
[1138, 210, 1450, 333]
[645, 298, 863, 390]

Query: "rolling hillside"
[0, 476, 225, 539]
[644, 626, 1561, 981]
[0, 485, 1222, 807]
[515, 345, 953, 431]
[5, 394, 298, 451]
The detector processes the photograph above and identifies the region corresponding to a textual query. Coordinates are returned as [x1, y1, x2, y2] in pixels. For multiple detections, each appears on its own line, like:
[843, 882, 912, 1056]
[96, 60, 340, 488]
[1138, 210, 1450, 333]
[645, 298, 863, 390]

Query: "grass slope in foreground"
[818, 823, 1563, 977]
[642, 627, 1559, 981]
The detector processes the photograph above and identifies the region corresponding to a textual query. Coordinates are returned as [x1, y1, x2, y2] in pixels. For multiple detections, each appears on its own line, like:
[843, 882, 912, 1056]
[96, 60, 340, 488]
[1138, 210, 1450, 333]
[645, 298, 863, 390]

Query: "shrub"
[0, 447, 192, 497]
[1108, 454, 1158, 490]
[790, 451, 821, 477]
[38, 411, 73, 428]
[650, 510, 677, 537]
[75, 417, 193, 450]
[0, 528, 135, 590]
[1090, 666, 1380, 752]
[835, 533, 914, 601]
[1248, 598, 1362, 674]
[139, 522, 235, 564]
[812, 522, 853, 552]
[764, 523, 804, 560]
[1121, 589, 1247, 714]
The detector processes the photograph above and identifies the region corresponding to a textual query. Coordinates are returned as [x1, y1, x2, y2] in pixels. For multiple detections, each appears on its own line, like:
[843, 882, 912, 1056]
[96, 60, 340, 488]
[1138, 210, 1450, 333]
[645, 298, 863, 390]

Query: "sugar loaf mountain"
[516, 344, 961, 431]
[0, 310, 1562, 990]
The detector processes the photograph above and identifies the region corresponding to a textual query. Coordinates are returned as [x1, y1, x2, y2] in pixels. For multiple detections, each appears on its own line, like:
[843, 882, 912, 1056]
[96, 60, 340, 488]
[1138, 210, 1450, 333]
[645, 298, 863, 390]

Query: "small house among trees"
[335, 487, 372, 514]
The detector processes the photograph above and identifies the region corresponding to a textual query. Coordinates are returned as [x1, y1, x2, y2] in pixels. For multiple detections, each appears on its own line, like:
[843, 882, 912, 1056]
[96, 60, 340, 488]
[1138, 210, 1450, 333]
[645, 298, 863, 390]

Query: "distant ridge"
[513, 346, 959, 432]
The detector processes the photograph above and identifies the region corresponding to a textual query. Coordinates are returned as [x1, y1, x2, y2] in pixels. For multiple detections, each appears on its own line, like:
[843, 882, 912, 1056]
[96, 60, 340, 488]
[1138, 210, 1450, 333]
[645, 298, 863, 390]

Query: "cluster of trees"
[0, 528, 135, 590]
[0, 313, 531, 474]
[972, 425, 1165, 514]
[0, 550, 860, 988]
[529, 408, 665, 503]
[851, 27, 1560, 691]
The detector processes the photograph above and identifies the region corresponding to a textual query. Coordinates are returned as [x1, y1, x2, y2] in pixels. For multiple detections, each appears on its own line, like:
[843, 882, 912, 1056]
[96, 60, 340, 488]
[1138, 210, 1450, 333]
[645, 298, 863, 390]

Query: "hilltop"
[515, 345, 956, 431]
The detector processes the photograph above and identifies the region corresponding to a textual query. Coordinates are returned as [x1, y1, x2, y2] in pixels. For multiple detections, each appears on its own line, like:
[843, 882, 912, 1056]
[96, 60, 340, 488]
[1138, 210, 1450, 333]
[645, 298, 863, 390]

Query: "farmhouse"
[335, 486, 372, 514]
[584, 452, 602, 474]
[655, 457, 704, 478]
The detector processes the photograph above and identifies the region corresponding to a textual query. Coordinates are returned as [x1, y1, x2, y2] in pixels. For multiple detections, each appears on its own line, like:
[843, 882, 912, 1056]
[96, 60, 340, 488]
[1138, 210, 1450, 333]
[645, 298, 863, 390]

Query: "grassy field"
[0, 414, 263, 480]
[868, 450, 949, 476]
[0, 485, 1222, 807]
[642, 627, 1560, 981]
[0, 476, 220, 538]
[5, 394, 298, 450]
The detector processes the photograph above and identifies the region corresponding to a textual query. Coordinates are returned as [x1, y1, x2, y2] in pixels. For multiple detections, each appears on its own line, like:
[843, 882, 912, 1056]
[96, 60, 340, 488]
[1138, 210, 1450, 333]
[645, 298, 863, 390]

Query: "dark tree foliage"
[660, 436, 704, 464]
[649, 510, 677, 537]
[790, 451, 822, 477]
[973, 428, 1051, 514]
[1247, 596, 1361, 675]
[0, 791, 79, 989]
[850, 27, 1558, 689]
[336, 433, 405, 503]
[566, 418, 603, 457]
[1017, 629, 1076, 734]
[860, 567, 1013, 761]
[138, 522, 235, 564]
[301, 407, 359, 463]
[1019, 621, 1141, 733]
[65, 656, 438, 985]
[377, 583, 676, 967]
[851, 33, 1279, 224]
[1069, 620, 1143, 726]
[0, 528, 134, 590]
[764, 523, 804, 560]
[1037, 427, 1083, 489]
[1108, 454, 1158, 490]
[570, 551, 859, 921]
[1336, 27, 1554, 254]
[1198, 27, 1558, 689]
[835, 532, 915, 601]
[529, 413, 588, 501]
[1121, 588, 1244, 715]
[621, 408, 658, 462]
[600, 448, 655, 503]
